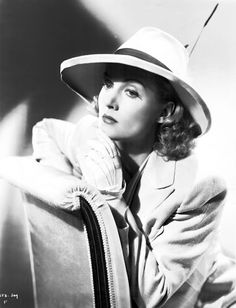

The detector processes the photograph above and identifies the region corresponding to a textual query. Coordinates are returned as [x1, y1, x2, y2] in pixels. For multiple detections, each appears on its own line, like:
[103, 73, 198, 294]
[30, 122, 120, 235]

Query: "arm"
[32, 118, 75, 173]
[32, 115, 98, 175]
[1, 115, 118, 208]
[125, 177, 227, 307]
[0, 156, 82, 209]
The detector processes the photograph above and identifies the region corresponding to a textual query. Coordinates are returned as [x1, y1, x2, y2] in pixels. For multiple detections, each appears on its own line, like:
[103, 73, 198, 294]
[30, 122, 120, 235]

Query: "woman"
[1, 27, 236, 307]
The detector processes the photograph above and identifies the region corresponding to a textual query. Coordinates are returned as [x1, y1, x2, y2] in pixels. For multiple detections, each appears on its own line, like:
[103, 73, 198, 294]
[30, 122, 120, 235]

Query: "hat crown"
[118, 27, 189, 79]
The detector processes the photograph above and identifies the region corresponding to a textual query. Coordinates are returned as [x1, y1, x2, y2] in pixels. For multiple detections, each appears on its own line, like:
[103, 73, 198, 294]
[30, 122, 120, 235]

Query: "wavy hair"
[153, 76, 201, 161]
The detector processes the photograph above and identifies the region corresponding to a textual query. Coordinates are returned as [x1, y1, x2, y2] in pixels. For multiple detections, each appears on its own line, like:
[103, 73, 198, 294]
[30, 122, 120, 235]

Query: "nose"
[107, 99, 118, 110]
[104, 86, 119, 111]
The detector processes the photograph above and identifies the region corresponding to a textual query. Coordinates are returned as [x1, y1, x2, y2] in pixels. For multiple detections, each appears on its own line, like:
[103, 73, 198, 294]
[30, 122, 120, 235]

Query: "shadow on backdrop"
[0, 1, 118, 307]
[0, 0, 118, 146]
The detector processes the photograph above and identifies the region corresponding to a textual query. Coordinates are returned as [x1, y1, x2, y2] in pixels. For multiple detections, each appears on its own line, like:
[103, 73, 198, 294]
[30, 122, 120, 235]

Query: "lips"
[102, 114, 117, 124]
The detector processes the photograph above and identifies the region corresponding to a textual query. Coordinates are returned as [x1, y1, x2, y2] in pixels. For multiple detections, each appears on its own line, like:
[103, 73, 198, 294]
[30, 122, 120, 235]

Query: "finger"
[87, 140, 110, 158]
[90, 148, 120, 186]
[87, 139, 120, 169]
[84, 150, 113, 185]
[81, 150, 123, 190]
[74, 144, 109, 181]
[82, 156, 104, 187]
[78, 142, 119, 181]
[96, 129, 119, 158]
[112, 154, 121, 169]
[89, 143, 118, 173]
[88, 139, 122, 172]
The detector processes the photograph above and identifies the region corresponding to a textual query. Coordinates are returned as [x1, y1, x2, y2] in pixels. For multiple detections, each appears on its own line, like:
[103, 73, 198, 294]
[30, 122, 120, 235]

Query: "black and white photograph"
[0, 0, 236, 307]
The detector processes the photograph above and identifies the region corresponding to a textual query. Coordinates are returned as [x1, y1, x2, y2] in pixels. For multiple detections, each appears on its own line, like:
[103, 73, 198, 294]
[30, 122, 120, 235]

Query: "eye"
[125, 88, 140, 99]
[103, 77, 113, 89]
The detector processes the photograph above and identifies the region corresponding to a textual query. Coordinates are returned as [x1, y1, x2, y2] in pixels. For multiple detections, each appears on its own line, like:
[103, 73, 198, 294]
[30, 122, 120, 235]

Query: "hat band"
[115, 48, 172, 72]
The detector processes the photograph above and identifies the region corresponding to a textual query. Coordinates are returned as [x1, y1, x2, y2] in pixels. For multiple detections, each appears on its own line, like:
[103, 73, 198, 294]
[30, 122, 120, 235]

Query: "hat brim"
[60, 54, 211, 135]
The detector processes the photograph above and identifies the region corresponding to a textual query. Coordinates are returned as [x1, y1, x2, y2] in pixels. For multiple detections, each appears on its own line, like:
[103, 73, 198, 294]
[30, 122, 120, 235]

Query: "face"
[98, 64, 165, 148]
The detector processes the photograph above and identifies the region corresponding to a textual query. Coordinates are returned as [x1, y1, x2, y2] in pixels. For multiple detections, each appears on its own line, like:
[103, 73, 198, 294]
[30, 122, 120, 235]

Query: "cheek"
[130, 106, 159, 127]
[119, 108, 156, 138]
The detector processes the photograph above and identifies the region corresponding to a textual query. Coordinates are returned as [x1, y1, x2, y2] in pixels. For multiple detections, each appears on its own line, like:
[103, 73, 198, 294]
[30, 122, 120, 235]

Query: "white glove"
[74, 129, 125, 200]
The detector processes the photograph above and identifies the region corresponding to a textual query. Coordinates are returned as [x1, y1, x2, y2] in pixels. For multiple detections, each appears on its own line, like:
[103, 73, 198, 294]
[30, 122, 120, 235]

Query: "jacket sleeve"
[32, 118, 75, 173]
[0, 156, 81, 208]
[126, 176, 227, 307]
[32, 115, 98, 175]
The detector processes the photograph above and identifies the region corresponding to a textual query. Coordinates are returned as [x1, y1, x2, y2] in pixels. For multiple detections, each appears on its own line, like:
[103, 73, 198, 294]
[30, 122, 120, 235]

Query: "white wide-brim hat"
[60, 27, 211, 135]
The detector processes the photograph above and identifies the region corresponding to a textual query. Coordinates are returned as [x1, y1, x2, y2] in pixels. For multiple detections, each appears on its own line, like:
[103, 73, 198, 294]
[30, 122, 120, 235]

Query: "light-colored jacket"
[120, 150, 236, 307]
[32, 115, 236, 308]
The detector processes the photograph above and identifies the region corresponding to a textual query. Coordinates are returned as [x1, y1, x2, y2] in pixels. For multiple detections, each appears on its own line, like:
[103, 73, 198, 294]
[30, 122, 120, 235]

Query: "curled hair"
[154, 77, 201, 161]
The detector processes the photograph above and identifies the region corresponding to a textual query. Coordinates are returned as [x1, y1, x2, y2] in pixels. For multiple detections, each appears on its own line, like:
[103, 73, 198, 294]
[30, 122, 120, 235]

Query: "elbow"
[50, 177, 82, 211]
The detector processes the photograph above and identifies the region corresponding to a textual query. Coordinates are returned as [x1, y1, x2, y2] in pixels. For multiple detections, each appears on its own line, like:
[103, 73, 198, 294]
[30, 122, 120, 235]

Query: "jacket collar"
[142, 151, 176, 189]
[124, 151, 176, 207]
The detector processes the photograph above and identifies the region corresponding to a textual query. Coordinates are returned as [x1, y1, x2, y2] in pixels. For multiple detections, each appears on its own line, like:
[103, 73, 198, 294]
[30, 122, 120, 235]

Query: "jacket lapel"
[126, 151, 198, 238]
[143, 151, 176, 189]
[129, 152, 176, 223]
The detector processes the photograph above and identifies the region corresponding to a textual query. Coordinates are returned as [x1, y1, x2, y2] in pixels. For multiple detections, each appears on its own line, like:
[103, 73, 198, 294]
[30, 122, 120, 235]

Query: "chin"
[99, 126, 119, 140]
[99, 120, 129, 141]
[102, 129, 118, 140]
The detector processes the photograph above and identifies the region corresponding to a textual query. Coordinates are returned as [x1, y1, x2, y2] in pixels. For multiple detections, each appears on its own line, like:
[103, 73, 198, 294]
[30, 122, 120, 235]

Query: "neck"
[115, 131, 156, 178]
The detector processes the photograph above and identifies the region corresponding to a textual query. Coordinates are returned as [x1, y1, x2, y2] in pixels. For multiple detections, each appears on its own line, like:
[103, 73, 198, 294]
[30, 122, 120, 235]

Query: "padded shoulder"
[174, 154, 227, 212]
[178, 175, 227, 213]
[174, 154, 199, 196]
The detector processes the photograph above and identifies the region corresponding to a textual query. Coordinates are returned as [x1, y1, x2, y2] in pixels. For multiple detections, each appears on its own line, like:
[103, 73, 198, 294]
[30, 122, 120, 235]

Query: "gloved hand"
[74, 128, 125, 200]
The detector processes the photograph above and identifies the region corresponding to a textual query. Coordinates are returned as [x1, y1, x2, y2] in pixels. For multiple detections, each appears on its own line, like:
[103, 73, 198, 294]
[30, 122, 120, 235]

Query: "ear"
[157, 101, 175, 124]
